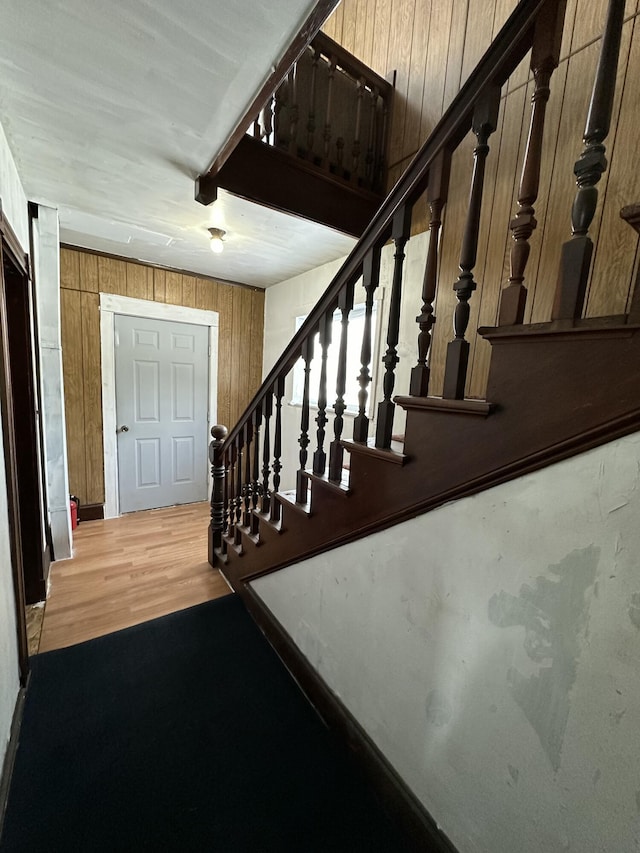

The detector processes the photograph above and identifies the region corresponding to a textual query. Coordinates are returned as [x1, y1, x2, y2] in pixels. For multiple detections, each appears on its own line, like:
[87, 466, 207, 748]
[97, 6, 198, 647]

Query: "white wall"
[253, 432, 640, 853]
[0, 120, 27, 773]
[263, 232, 429, 490]
[32, 205, 72, 559]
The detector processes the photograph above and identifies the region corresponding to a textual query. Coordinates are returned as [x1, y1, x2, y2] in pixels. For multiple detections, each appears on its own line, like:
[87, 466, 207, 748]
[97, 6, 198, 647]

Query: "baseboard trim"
[0, 686, 27, 841]
[78, 503, 104, 522]
[233, 579, 458, 853]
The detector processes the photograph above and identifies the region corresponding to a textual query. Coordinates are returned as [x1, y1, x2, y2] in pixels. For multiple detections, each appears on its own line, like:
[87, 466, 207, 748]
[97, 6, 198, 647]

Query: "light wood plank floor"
[39, 502, 231, 653]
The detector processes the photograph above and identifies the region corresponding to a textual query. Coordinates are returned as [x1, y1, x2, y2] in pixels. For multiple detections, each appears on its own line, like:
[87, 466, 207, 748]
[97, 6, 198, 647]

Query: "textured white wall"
[253, 432, 640, 853]
[0, 119, 26, 772]
[263, 233, 429, 490]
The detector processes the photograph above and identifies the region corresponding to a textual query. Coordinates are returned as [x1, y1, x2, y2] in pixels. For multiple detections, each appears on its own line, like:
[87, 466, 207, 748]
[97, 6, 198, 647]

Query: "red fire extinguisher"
[69, 495, 79, 530]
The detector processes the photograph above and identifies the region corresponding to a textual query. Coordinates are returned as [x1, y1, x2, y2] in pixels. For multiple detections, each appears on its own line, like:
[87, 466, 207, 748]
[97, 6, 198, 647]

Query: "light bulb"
[208, 227, 226, 254]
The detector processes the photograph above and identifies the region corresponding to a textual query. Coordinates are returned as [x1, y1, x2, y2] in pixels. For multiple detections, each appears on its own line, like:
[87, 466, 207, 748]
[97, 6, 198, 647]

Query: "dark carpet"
[1, 594, 414, 852]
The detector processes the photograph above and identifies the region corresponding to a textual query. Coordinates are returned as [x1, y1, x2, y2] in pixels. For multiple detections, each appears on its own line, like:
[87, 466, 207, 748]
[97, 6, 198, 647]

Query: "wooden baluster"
[223, 448, 230, 536]
[323, 57, 336, 168]
[227, 445, 236, 539]
[443, 88, 500, 400]
[251, 402, 262, 512]
[270, 377, 285, 523]
[252, 115, 261, 139]
[352, 77, 365, 180]
[207, 425, 228, 565]
[261, 390, 272, 515]
[365, 87, 378, 187]
[553, 0, 625, 321]
[336, 136, 345, 175]
[242, 419, 253, 527]
[296, 336, 315, 503]
[329, 281, 355, 481]
[410, 150, 451, 396]
[275, 75, 289, 149]
[234, 433, 243, 544]
[288, 65, 299, 156]
[376, 95, 390, 191]
[499, 0, 566, 326]
[262, 95, 274, 145]
[313, 312, 333, 474]
[353, 247, 382, 442]
[375, 205, 413, 448]
[306, 48, 320, 158]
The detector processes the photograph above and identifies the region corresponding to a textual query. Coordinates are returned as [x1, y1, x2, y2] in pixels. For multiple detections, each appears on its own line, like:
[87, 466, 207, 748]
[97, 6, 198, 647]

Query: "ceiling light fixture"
[208, 227, 226, 254]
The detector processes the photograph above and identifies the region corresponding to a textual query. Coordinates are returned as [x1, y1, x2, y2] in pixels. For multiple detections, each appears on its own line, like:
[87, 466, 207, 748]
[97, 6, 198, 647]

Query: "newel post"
[208, 424, 228, 566]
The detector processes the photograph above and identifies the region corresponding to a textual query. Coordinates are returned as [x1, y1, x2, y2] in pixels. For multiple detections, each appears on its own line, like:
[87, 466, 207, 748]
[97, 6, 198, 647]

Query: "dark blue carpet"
[1, 594, 414, 852]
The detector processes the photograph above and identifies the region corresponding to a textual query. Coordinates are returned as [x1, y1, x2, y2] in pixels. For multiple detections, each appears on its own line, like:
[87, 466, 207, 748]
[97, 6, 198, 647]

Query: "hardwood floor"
[38, 502, 231, 653]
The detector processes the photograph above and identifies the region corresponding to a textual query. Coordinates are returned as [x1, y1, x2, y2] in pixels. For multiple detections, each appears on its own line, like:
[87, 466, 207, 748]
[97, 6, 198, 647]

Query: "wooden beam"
[199, 134, 382, 237]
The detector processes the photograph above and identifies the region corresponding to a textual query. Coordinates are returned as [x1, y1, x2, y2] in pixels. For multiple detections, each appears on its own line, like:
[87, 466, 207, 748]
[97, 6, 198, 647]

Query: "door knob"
[116, 425, 129, 434]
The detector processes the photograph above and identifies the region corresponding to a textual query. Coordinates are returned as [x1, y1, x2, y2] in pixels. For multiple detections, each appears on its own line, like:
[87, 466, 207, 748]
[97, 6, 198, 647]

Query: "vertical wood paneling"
[80, 291, 104, 503]
[361, 0, 377, 66]
[460, 0, 497, 85]
[402, 0, 431, 156]
[60, 248, 80, 289]
[387, 0, 417, 168]
[370, 0, 392, 74]
[215, 283, 234, 430]
[182, 275, 196, 308]
[126, 263, 151, 300]
[419, 0, 454, 139]
[249, 290, 266, 404]
[165, 271, 183, 305]
[79, 252, 99, 293]
[60, 288, 86, 500]
[153, 268, 167, 302]
[442, 0, 470, 112]
[60, 248, 264, 505]
[97, 256, 127, 295]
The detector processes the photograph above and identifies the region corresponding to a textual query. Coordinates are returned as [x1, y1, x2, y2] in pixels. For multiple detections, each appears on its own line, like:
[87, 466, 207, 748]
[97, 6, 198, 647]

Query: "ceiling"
[0, 0, 355, 288]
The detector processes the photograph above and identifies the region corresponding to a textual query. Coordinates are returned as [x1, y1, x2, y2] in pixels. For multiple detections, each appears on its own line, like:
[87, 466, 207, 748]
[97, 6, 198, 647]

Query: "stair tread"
[342, 437, 408, 465]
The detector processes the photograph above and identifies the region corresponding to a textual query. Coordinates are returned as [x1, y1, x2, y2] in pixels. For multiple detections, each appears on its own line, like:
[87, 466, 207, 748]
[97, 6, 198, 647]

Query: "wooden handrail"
[219, 0, 549, 455]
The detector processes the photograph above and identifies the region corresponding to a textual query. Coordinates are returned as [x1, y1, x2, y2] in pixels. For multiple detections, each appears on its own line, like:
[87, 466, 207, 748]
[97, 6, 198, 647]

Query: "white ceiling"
[0, 0, 355, 287]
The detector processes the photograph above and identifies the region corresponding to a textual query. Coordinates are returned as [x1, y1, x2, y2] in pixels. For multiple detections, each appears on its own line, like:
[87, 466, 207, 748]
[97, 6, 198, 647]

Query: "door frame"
[100, 293, 219, 519]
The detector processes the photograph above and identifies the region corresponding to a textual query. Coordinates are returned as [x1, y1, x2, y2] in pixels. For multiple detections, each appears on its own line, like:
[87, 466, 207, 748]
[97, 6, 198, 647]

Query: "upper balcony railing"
[250, 31, 394, 194]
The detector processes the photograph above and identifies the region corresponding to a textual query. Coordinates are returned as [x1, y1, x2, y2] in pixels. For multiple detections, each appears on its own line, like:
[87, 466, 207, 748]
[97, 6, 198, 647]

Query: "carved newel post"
[208, 424, 228, 566]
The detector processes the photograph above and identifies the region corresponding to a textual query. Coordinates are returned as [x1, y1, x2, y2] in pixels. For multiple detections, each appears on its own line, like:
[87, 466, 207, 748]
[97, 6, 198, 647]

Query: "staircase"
[207, 0, 639, 590]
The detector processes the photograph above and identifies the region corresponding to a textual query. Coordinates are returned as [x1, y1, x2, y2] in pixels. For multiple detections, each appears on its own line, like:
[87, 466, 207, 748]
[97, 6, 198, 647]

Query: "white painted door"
[115, 314, 209, 513]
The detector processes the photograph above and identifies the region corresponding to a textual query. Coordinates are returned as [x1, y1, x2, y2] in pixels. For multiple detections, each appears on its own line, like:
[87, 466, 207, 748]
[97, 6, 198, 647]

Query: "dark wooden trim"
[197, 0, 340, 186]
[77, 502, 105, 522]
[0, 686, 26, 841]
[394, 396, 494, 416]
[342, 438, 408, 465]
[0, 200, 28, 277]
[3, 250, 46, 605]
[230, 581, 459, 853]
[196, 134, 382, 236]
[0, 242, 29, 682]
[58, 243, 263, 293]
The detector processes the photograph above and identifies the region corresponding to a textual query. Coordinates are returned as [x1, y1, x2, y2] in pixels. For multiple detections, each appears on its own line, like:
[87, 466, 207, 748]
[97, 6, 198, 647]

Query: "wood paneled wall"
[324, 0, 640, 396]
[60, 247, 265, 506]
